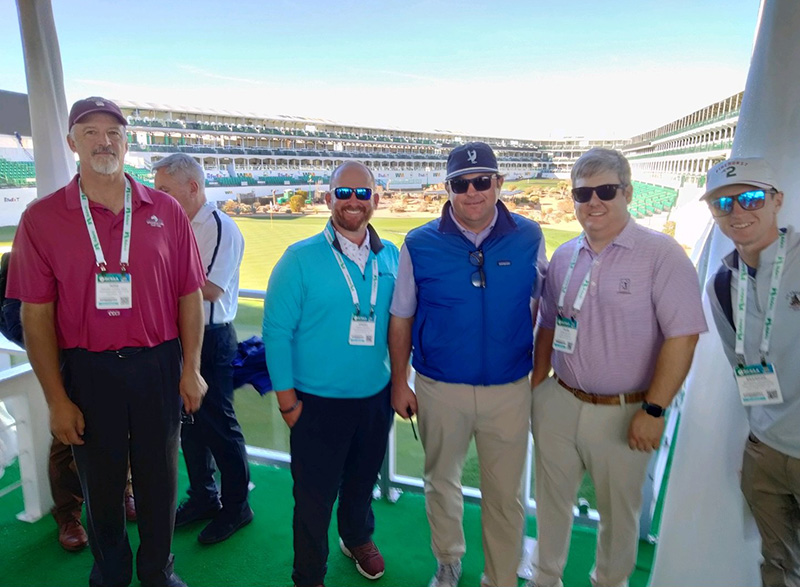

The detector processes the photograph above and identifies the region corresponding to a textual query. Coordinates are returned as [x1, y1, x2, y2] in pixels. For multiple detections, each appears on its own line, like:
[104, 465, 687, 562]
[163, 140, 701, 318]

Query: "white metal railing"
[0, 289, 658, 539]
[235, 289, 615, 534]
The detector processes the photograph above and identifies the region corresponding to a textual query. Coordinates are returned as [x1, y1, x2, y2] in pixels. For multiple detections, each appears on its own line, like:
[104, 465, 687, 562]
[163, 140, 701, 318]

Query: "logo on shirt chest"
[146, 215, 164, 228]
[618, 278, 631, 294]
[788, 291, 800, 311]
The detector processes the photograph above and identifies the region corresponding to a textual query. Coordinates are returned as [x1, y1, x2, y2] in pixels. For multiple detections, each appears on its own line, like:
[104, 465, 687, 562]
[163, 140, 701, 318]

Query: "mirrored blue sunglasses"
[334, 187, 372, 200]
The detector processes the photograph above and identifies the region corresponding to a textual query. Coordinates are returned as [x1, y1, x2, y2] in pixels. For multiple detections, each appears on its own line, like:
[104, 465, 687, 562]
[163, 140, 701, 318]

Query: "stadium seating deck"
[630, 180, 678, 219]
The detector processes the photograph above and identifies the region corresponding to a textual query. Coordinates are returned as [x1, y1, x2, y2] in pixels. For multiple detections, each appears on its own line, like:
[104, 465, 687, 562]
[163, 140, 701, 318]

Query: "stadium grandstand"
[0, 89, 742, 238]
[0, 86, 743, 243]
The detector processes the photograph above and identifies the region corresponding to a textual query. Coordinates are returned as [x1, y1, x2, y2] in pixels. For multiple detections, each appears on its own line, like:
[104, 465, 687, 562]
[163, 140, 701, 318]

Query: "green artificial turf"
[0, 458, 653, 587]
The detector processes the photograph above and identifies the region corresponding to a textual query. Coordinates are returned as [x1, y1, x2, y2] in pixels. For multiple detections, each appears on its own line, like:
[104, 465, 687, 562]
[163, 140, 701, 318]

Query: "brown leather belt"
[555, 375, 647, 406]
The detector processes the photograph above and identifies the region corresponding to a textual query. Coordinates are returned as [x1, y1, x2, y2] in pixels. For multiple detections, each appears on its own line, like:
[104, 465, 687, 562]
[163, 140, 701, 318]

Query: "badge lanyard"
[324, 224, 378, 317]
[734, 231, 787, 366]
[79, 181, 133, 273]
[552, 235, 594, 354]
[557, 235, 593, 317]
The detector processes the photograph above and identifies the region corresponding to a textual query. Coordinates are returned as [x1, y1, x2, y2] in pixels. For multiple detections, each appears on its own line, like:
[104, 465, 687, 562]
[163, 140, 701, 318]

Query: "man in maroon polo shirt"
[7, 97, 207, 587]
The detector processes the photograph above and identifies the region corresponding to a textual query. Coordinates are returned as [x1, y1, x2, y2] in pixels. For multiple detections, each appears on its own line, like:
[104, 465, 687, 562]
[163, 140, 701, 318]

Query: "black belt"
[101, 346, 147, 359]
[205, 322, 231, 331]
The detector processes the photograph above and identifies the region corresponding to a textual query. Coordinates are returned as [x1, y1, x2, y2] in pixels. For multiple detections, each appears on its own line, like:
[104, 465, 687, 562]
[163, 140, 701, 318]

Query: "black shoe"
[141, 573, 187, 587]
[197, 506, 254, 544]
[175, 498, 221, 528]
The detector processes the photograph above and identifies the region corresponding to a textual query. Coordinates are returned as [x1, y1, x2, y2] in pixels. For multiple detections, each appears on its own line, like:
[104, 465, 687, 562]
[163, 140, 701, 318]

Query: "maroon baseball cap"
[68, 97, 127, 129]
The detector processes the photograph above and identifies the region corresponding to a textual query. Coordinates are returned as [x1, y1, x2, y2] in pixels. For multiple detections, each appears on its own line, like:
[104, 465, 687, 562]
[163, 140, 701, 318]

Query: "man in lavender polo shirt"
[529, 148, 706, 587]
[7, 97, 207, 587]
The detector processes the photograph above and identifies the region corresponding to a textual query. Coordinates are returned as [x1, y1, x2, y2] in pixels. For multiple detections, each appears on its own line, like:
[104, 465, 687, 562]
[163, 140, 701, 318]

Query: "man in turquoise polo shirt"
[263, 161, 398, 587]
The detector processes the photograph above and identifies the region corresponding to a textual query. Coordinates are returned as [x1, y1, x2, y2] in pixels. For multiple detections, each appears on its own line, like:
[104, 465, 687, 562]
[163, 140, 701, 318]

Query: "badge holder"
[349, 314, 376, 346]
[735, 363, 783, 406]
[553, 315, 578, 354]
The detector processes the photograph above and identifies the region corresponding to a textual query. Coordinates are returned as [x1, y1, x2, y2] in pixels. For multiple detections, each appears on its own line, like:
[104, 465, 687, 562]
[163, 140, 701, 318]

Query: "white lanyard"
[324, 223, 378, 317]
[734, 231, 787, 365]
[80, 180, 133, 273]
[557, 235, 593, 316]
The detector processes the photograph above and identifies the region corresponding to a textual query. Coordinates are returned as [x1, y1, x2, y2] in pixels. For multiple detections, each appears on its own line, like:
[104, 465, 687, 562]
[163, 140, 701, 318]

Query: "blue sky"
[1, 0, 759, 139]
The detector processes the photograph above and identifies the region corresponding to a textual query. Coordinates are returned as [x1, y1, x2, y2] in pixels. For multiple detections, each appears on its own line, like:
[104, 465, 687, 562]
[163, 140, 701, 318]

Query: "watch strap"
[641, 400, 665, 418]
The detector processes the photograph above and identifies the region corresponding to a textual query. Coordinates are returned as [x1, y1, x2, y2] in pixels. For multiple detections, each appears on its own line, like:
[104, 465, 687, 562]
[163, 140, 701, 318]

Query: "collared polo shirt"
[335, 227, 370, 274]
[191, 201, 244, 325]
[263, 223, 398, 398]
[8, 174, 206, 351]
[539, 218, 707, 395]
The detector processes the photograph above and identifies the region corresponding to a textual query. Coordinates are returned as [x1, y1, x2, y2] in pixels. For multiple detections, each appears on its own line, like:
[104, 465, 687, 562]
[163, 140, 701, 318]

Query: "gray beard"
[89, 155, 120, 175]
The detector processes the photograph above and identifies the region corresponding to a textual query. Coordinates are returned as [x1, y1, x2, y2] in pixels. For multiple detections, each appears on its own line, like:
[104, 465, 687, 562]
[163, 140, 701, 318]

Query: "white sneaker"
[429, 561, 462, 587]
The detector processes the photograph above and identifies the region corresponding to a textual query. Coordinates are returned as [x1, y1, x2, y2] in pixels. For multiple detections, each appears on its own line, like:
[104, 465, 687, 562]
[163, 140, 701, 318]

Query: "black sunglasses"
[469, 249, 485, 288]
[571, 184, 626, 203]
[708, 189, 770, 217]
[333, 187, 372, 201]
[448, 175, 496, 195]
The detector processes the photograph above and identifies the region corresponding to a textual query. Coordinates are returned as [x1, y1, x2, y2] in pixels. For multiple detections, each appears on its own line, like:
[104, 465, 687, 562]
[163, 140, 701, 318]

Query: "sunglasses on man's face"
[448, 175, 496, 195]
[708, 189, 769, 217]
[333, 187, 373, 201]
[571, 184, 625, 203]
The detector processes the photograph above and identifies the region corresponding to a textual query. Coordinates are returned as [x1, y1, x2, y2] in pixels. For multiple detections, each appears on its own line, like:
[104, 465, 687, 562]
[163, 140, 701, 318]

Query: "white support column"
[13, 0, 75, 523]
[651, 1, 799, 585]
[16, 0, 76, 196]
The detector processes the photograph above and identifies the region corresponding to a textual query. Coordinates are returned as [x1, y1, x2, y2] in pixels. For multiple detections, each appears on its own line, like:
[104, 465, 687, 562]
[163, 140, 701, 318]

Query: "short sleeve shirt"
[7, 174, 206, 351]
[390, 207, 548, 318]
[191, 202, 244, 325]
[538, 218, 707, 394]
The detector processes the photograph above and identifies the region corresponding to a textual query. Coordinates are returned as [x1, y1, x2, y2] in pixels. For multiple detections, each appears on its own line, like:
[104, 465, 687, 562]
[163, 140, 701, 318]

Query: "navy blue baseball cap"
[445, 142, 499, 181]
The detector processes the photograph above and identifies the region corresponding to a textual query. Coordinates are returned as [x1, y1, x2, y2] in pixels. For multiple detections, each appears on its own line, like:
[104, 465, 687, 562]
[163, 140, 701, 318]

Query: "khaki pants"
[532, 376, 650, 587]
[415, 373, 531, 587]
[741, 434, 800, 587]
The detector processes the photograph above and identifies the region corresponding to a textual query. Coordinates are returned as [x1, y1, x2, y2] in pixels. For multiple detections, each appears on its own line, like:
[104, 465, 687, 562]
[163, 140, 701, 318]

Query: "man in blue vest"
[390, 142, 547, 587]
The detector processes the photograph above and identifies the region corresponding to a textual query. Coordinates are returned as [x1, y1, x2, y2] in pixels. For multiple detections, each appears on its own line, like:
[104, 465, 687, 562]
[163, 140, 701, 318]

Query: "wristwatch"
[641, 401, 665, 418]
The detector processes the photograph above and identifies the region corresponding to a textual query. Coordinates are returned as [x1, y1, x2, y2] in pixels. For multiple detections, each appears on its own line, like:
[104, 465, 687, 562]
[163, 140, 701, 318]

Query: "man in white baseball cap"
[701, 157, 778, 201]
[704, 156, 800, 587]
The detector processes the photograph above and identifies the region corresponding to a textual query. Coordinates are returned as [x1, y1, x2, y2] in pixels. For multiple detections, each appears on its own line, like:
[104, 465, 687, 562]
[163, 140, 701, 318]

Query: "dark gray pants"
[290, 384, 393, 587]
[65, 339, 182, 587]
[180, 323, 249, 513]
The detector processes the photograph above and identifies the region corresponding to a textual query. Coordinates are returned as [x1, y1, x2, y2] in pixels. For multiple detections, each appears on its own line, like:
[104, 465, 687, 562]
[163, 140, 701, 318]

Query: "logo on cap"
[94, 100, 105, 107]
[467, 150, 477, 164]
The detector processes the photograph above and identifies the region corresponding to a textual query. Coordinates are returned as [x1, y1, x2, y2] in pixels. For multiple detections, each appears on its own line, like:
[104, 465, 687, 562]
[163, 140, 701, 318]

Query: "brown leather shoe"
[124, 493, 137, 522]
[58, 519, 88, 552]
